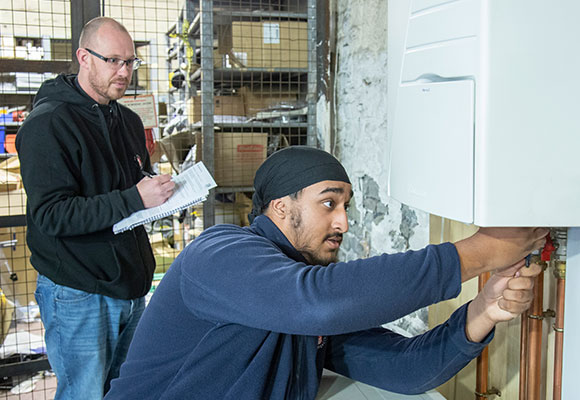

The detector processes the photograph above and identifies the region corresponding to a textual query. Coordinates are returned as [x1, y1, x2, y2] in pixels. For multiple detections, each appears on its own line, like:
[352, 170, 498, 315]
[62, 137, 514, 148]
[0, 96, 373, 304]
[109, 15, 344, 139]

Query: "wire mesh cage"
[0, 0, 313, 397]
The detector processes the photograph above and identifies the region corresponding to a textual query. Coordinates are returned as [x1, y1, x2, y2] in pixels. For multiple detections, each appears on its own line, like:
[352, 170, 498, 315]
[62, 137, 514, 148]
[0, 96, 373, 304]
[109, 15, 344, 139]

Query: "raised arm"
[455, 227, 548, 282]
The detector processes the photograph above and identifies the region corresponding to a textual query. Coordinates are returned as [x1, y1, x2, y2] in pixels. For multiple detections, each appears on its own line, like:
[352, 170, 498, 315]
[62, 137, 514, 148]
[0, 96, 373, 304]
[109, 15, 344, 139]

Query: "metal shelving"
[164, 0, 316, 228]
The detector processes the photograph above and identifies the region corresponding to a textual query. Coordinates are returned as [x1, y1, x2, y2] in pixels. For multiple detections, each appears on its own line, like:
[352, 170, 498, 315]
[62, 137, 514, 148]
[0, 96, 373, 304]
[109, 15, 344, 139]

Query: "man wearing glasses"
[16, 17, 174, 399]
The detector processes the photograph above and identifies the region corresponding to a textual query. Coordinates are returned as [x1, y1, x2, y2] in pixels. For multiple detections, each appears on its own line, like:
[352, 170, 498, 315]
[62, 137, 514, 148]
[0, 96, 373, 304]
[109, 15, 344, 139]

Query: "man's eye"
[323, 200, 334, 208]
[107, 58, 119, 64]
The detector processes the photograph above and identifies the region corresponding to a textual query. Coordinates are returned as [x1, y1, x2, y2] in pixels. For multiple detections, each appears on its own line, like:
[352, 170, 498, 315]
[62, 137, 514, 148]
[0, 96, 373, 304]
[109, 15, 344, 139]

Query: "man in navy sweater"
[106, 146, 547, 399]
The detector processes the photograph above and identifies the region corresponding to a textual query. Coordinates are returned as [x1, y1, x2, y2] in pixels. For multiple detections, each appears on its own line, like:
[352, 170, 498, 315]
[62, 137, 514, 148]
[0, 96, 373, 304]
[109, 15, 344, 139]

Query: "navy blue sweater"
[106, 215, 492, 399]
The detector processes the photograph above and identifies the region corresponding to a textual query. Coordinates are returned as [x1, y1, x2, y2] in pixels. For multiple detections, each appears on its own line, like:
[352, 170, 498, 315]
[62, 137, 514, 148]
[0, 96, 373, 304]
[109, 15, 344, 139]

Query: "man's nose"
[334, 209, 349, 233]
[117, 63, 132, 77]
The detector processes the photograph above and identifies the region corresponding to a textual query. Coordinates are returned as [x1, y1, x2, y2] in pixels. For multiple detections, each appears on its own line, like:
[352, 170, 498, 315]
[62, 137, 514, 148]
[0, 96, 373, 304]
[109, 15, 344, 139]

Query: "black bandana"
[248, 146, 351, 223]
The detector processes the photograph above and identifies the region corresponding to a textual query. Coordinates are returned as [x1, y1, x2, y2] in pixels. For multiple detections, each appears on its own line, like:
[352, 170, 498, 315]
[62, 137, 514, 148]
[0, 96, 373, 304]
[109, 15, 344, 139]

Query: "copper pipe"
[553, 262, 566, 400]
[476, 347, 489, 400]
[475, 272, 490, 400]
[519, 310, 529, 400]
[526, 270, 544, 400]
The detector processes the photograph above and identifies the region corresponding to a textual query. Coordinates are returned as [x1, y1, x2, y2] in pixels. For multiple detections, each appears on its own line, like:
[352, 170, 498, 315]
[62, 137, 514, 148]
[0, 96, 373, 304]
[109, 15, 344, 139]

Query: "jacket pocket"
[97, 227, 155, 298]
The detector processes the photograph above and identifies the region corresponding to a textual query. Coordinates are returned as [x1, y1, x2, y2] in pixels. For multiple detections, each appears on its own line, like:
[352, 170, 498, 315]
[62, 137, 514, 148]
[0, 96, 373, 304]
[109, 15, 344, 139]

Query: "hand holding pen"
[134, 155, 175, 208]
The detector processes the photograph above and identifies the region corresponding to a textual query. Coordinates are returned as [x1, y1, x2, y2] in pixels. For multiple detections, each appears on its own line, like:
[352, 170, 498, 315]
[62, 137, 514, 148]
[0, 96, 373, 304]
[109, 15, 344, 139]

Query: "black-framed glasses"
[85, 48, 143, 70]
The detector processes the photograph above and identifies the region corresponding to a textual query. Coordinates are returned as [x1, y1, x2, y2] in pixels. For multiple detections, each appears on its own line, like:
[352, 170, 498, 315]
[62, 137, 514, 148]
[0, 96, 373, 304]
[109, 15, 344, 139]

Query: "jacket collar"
[251, 215, 309, 264]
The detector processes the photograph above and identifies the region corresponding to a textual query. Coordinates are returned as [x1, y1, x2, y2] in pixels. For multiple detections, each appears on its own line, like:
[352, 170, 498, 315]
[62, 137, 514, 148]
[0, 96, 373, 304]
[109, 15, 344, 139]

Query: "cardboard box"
[0, 36, 15, 59]
[0, 189, 36, 306]
[239, 86, 300, 117]
[0, 156, 22, 193]
[0, 227, 37, 307]
[231, 21, 307, 69]
[0, 156, 20, 175]
[0, 188, 26, 217]
[164, 131, 267, 187]
[213, 132, 268, 187]
[186, 95, 245, 124]
[158, 130, 198, 171]
[50, 40, 71, 61]
[0, 171, 21, 193]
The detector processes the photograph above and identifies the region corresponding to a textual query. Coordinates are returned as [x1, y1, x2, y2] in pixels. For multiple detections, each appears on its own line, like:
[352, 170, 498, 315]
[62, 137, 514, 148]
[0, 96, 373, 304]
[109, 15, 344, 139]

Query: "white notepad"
[113, 162, 217, 234]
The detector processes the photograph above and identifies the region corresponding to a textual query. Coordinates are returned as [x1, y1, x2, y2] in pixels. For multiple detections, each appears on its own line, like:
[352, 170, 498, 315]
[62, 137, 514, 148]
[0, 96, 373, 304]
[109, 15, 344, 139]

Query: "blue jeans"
[35, 274, 145, 400]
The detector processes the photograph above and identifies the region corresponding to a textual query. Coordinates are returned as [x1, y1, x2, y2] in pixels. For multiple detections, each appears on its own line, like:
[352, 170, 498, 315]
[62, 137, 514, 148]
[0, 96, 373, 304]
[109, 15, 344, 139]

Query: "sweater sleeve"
[180, 226, 462, 335]
[324, 303, 494, 394]
[16, 106, 146, 237]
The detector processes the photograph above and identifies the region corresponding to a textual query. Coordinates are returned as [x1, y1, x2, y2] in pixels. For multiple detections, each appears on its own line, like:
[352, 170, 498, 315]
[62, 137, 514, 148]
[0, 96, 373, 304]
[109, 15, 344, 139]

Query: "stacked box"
[239, 86, 300, 117]
[231, 21, 307, 69]
[186, 95, 246, 124]
[213, 132, 268, 187]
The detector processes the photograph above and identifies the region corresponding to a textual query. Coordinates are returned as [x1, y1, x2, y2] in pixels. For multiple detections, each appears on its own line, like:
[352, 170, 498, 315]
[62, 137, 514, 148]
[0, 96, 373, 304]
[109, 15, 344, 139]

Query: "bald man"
[106, 146, 548, 399]
[16, 17, 174, 399]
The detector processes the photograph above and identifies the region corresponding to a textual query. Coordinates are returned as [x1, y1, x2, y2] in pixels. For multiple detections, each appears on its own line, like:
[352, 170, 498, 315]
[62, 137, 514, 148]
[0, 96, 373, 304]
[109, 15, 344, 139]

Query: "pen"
[134, 154, 155, 178]
[141, 169, 154, 178]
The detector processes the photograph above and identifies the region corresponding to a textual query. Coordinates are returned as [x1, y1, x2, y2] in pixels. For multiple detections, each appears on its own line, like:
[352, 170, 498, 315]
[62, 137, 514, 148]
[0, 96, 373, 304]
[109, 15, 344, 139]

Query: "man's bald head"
[79, 17, 130, 49]
[76, 17, 135, 104]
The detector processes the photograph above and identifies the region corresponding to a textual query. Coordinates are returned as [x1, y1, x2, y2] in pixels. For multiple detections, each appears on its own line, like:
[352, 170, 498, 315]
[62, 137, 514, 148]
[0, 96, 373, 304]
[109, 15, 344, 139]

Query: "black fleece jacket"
[16, 74, 155, 299]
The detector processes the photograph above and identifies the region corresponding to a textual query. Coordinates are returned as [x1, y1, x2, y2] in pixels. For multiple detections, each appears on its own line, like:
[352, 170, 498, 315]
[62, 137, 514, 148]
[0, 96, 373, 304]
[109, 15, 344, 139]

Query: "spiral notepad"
[113, 162, 217, 234]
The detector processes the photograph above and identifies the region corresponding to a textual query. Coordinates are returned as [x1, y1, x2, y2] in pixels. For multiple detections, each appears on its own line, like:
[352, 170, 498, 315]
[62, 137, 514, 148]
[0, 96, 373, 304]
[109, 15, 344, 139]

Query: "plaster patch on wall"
[360, 175, 388, 225]
[316, 94, 331, 152]
[340, 195, 372, 259]
[389, 204, 419, 252]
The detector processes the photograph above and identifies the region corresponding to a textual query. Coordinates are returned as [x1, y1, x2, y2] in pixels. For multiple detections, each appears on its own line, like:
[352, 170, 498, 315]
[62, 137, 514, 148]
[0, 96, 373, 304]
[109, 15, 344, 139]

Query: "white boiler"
[387, 0, 580, 227]
[387, 1, 580, 398]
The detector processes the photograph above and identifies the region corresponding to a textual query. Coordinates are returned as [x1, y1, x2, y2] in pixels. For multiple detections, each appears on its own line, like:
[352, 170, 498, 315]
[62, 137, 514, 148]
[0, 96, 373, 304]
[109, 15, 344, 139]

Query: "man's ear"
[268, 198, 288, 220]
[76, 47, 89, 69]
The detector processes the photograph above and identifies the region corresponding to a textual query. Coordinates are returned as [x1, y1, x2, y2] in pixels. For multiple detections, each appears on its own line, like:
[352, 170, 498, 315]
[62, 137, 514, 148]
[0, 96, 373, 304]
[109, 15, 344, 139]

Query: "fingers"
[153, 175, 175, 201]
[516, 263, 542, 278]
[501, 286, 534, 303]
[154, 174, 173, 185]
[497, 270, 540, 315]
[494, 260, 526, 277]
[137, 174, 175, 208]
[156, 175, 176, 194]
[507, 274, 535, 291]
[498, 297, 532, 315]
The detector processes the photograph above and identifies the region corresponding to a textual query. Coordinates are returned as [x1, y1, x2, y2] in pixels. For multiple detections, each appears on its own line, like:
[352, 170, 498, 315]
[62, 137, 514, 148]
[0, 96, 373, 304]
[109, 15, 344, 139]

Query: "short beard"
[302, 249, 338, 267]
[289, 206, 338, 266]
[88, 67, 127, 102]
[290, 206, 302, 230]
